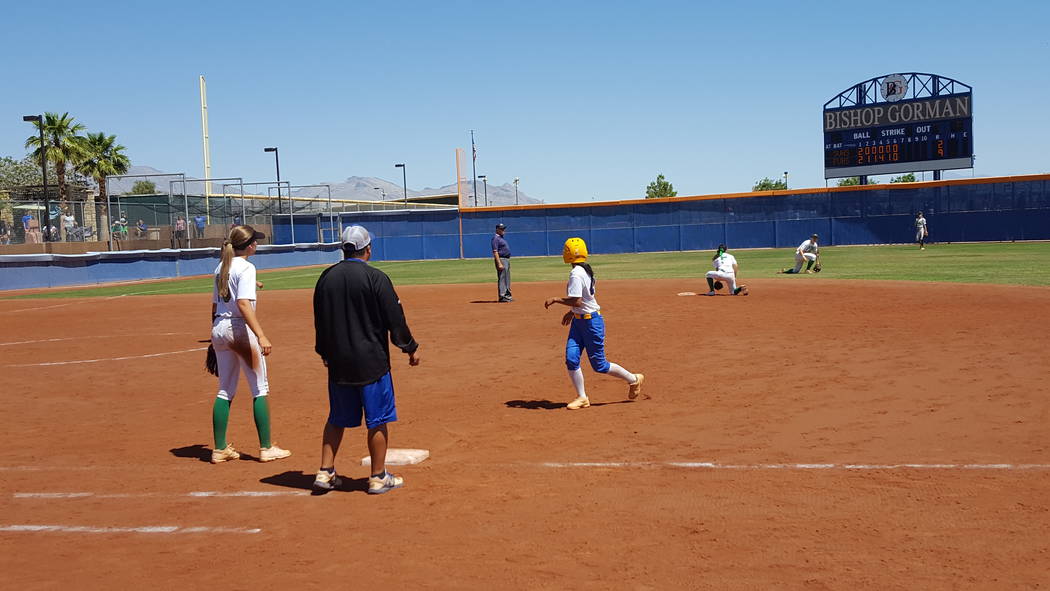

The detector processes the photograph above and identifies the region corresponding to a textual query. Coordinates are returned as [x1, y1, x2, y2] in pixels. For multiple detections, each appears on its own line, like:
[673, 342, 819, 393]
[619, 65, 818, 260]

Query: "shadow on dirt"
[169, 444, 211, 463]
[260, 470, 369, 495]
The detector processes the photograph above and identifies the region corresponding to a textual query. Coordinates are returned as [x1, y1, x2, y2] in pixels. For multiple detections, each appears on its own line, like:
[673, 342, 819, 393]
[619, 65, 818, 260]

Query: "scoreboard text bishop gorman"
[824, 95, 971, 132]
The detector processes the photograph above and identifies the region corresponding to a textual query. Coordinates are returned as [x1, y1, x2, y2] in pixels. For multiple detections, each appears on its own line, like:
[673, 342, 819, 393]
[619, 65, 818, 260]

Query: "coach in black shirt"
[312, 225, 420, 495]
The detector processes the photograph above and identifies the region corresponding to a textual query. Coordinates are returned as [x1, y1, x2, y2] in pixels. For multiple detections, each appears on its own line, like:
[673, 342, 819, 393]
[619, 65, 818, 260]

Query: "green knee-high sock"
[253, 396, 272, 449]
[212, 398, 231, 449]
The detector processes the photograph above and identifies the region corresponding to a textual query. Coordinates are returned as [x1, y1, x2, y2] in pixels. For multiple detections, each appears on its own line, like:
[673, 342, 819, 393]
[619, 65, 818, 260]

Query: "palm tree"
[77, 132, 130, 238]
[24, 112, 87, 207]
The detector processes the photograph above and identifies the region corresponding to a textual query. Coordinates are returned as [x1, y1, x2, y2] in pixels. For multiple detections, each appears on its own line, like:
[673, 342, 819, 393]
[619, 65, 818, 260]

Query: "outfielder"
[705, 244, 748, 296]
[781, 233, 821, 274]
[544, 237, 644, 410]
[209, 225, 291, 464]
[915, 212, 928, 250]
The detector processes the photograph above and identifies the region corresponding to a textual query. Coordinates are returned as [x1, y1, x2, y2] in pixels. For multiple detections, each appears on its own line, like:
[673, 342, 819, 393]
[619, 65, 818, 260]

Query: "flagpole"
[470, 129, 478, 208]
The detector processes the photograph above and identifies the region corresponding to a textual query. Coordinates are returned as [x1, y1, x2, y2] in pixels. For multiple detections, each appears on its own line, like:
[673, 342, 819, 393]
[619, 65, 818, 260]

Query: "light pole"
[23, 115, 49, 241]
[264, 147, 281, 214]
[783, 171, 789, 189]
[478, 175, 488, 206]
[373, 187, 386, 199]
[395, 163, 407, 206]
[513, 177, 519, 205]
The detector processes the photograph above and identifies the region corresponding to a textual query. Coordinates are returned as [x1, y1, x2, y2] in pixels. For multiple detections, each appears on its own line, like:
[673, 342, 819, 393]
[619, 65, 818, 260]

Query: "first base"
[677, 291, 697, 296]
[361, 448, 430, 467]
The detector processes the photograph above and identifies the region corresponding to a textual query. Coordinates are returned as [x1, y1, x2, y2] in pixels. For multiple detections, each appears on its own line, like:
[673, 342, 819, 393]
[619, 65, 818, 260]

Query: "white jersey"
[797, 239, 819, 254]
[567, 265, 600, 315]
[915, 217, 927, 231]
[212, 257, 257, 318]
[712, 253, 737, 274]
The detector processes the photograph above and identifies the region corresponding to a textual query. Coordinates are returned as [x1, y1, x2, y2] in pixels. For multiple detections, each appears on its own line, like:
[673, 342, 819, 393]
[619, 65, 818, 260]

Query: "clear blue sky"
[2, 0, 1047, 203]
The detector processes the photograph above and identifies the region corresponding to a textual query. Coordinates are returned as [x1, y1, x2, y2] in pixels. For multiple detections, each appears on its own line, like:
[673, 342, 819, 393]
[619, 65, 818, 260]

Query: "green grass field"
[6, 242, 1049, 299]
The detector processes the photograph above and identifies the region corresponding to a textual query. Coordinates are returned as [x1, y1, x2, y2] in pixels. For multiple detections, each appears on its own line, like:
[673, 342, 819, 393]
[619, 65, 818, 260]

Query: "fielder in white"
[705, 244, 748, 296]
[915, 212, 928, 250]
[781, 234, 820, 274]
[209, 225, 291, 464]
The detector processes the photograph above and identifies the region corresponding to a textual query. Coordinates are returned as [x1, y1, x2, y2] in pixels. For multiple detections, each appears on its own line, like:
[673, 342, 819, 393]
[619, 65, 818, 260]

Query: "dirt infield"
[1, 278, 1047, 589]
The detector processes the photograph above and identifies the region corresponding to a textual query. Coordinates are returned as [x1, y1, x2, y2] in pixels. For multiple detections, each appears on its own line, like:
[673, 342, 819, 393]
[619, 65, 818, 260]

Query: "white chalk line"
[539, 462, 1050, 470]
[4, 346, 207, 367]
[0, 331, 190, 347]
[0, 524, 260, 534]
[14, 491, 308, 499]
[0, 291, 173, 314]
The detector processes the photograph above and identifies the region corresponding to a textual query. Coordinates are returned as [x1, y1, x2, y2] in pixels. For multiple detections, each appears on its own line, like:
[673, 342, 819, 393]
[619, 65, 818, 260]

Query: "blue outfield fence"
[304, 176, 1050, 262]
[2, 175, 1048, 291]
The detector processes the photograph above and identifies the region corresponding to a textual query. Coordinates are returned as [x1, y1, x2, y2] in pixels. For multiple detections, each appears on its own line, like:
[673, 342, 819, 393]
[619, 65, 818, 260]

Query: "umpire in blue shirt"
[492, 223, 513, 302]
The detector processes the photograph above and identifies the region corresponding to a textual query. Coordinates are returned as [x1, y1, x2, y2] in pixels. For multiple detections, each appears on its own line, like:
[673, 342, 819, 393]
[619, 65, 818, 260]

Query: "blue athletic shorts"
[327, 372, 398, 429]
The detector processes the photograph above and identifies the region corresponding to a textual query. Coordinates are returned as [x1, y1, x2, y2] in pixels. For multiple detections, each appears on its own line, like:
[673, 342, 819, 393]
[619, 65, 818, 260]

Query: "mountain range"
[109, 166, 542, 206]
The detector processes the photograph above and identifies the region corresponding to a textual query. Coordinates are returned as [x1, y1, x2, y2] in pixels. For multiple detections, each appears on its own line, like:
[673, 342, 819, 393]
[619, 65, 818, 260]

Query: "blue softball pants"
[565, 314, 610, 373]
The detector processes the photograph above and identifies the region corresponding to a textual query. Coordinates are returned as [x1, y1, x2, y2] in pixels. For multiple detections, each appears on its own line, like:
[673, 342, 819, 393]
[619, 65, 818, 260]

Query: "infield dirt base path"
[1, 278, 1047, 589]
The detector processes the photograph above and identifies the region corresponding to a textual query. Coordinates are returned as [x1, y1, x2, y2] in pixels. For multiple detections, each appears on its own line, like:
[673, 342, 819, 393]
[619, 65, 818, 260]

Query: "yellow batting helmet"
[563, 237, 588, 264]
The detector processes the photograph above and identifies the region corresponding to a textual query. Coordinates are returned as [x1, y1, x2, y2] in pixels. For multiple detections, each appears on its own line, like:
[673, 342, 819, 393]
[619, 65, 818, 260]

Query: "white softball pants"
[793, 252, 817, 273]
[211, 317, 269, 401]
[706, 270, 737, 292]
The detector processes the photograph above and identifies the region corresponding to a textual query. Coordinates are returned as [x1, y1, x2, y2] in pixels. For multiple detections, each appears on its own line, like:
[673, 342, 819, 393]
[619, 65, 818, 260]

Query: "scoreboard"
[823, 84, 973, 179]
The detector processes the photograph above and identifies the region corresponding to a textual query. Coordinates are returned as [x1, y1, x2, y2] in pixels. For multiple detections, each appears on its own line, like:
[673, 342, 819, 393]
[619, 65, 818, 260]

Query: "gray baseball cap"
[341, 225, 372, 249]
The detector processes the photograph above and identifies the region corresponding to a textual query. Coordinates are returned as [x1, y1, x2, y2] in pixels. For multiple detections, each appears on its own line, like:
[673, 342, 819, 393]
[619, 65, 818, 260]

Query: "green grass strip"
[6, 242, 1048, 299]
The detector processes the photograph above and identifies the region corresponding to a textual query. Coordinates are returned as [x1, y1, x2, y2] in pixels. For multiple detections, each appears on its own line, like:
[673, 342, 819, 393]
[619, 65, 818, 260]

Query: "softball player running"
[915, 212, 928, 250]
[544, 237, 644, 410]
[209, 225, 291, 464]
[705, 244, 748, 296]
[781, 234, 820, 274]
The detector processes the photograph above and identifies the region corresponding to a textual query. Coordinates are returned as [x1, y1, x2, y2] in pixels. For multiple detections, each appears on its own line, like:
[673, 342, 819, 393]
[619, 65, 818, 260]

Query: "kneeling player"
[781, 233, 820, 274]
[705, 244, 748, 296]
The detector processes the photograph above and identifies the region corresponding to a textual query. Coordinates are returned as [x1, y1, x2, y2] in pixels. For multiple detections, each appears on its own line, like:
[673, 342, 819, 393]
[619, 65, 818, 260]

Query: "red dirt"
[1, 278, 1047, 589]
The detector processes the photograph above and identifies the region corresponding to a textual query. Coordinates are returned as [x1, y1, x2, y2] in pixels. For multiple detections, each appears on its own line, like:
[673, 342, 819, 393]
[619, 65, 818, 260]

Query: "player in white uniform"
[915, 212, 928, 250]
[209, 225, 291, 464]
[545, 237, 644, 410]
[781, 234, 820, 274]
[704, 244, 748, 296]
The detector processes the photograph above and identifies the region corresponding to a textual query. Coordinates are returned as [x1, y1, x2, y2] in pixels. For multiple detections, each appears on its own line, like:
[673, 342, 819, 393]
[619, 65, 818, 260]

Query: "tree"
[645, 174, 677, 199]
[890, 173, 917, 183]
[836, 177, 879, 186]
[76, 132, 130, 235]
[24, 112, 87, 206]
[753, 177, 786, 191]
[0, 156, 59, 189]
[129, 180, 157, 194]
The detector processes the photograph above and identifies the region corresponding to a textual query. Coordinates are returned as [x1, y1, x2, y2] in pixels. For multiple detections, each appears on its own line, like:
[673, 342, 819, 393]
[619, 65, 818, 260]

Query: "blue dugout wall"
[0, 244, 342, 291]
[291, 175, 1049, 262]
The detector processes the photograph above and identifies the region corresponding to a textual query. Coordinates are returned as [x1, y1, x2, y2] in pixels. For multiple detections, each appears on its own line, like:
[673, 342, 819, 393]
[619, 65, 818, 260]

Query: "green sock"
[212, 398, 231, 449]
[253, 396, 272, 449]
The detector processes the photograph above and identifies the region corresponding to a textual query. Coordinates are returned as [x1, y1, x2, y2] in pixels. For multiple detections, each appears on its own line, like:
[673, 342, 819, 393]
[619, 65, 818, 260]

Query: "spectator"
[22, 212, 33, 233]
[0, 219, 9, 245]
[118, 213, 129, 239]
[193, 213, 207, 239]
[174, 215, 187, 248]
[62, 211, 77, 241]
[136, 219, 148, 239]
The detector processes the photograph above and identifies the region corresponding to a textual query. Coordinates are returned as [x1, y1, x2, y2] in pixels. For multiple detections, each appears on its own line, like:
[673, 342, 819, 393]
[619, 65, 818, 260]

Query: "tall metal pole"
[513, 177, 519, 205]
[38, 117, 49, 241]
[395, 163, 407, 206]
[470, 130, 478, 207]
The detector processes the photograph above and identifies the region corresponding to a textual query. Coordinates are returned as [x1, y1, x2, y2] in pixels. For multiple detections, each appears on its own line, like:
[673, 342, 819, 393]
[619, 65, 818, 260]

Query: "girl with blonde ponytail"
[208, 225, 291, 464]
